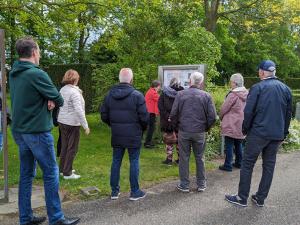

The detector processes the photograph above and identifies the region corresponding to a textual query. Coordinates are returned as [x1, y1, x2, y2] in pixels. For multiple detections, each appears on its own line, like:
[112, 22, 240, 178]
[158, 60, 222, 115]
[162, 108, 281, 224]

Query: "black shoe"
[251, 194, 264, 207]
[232, 163, 241, 169]
[162, 159, 172, 166]
[225, 194, 247, 207]
[177, 184, 190, 193]
[24, 216, 46, 225]
[129, 190, 147, 201]
[52, 217, 80, 225]
[219, 165, 232, 172]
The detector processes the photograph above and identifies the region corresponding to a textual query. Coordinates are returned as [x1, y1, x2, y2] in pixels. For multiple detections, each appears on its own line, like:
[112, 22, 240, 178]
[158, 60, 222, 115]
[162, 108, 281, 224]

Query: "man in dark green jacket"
[9, 37, 80, 225]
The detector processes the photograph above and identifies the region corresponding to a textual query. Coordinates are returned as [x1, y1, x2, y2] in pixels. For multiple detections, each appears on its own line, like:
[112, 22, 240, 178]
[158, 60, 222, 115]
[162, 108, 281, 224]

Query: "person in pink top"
[144, 80, 161, 148]
[219, 73, 248, 172]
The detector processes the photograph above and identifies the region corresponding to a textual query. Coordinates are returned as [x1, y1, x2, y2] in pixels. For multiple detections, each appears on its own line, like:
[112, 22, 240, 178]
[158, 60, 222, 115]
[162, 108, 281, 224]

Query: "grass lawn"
[0, 114, 218, 199]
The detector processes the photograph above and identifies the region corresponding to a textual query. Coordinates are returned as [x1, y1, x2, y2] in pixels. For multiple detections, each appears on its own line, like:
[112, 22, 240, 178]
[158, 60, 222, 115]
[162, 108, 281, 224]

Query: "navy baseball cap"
[258, 60, 276, 72]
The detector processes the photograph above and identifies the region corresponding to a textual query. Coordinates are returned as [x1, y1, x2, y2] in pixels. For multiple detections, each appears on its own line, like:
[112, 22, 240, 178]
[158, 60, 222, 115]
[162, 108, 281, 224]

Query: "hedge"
[244, 77, 300, 89]
[44, 64, 300, 114]
[243, 77, 260, 89]
[244, 77, 300, 116]
[44, 64, 100, 113]
[292, 91, 300, 116]
[285, 78, 300, 90]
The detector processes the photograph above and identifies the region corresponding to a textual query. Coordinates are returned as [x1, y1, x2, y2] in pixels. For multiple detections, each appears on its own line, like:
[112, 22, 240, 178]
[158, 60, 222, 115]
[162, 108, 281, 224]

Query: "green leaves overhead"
[0, 0, 299, 85]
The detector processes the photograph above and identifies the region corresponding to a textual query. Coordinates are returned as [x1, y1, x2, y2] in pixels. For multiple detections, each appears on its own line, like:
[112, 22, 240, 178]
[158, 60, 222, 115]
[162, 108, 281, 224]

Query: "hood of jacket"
[231, 87, 248, 102]
[162, 86, 178, 98]
[10, 60, 39, 77]
[110, 83, 135, 100]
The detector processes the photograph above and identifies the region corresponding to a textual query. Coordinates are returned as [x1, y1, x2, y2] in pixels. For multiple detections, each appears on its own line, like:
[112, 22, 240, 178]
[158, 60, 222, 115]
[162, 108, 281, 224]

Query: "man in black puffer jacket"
[100, 68, 149, 201]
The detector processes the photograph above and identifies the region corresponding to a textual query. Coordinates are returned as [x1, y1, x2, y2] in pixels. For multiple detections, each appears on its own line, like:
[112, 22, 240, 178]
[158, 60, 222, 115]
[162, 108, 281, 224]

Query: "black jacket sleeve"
[242, 85, 260, 135]
[134, 92, 149, 131]
[100, 94, 110, 126]
[169, 93, 180, 129]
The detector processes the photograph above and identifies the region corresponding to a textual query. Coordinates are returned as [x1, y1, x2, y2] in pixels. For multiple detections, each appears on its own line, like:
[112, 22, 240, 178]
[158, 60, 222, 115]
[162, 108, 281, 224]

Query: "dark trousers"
[238, 134, 281, 201]
[59, 123, 80, 176]
[145, 113, 156, 145]
[56, 128, 62, 157]
[178, 131, 206, 188]
[110, 147, 141, 194]
[223, 136, 243, 169]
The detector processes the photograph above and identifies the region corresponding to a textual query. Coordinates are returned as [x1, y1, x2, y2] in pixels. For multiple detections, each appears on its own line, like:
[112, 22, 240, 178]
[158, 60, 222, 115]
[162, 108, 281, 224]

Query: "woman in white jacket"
[58, 69, 90, 179]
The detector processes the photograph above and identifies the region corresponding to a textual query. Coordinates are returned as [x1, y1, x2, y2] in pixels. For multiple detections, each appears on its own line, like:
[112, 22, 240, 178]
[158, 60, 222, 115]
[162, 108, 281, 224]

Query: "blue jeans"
[110, 147, 140, 194]
[224, 136, 243, 170]
[13, 132, 64, 225]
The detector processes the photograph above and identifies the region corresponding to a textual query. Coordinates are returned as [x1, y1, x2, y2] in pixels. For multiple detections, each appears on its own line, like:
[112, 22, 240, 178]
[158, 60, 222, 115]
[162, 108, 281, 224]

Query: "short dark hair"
[151, 80, 161, 88]
[16, 37, 38, 58]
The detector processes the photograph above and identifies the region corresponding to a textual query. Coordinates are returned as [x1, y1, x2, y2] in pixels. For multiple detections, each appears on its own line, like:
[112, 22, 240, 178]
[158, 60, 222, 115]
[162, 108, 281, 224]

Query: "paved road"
[3, 152, 300, 225]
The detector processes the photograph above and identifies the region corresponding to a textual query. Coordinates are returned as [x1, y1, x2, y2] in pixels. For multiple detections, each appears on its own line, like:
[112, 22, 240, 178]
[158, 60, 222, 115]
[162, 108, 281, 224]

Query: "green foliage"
[292, 90, 300, 116]
[90, 1, 221, 95]
[206, 120, 222, 160]
[282, 119, 300, 152]
[45, 63, 97, 113]
[91, 63, 120, 111]
[208, 85, 228, 114]
[243, 77, 260, 89]
[285, 78, 300, 90]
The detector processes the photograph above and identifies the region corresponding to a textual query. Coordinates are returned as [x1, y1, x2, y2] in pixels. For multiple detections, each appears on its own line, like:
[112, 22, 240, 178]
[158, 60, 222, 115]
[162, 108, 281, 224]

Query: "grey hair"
[230, 73, 244, 87]
[190, 72, 204, 86]
[119, 68, 133, 83]
[169, 77, 179, 87]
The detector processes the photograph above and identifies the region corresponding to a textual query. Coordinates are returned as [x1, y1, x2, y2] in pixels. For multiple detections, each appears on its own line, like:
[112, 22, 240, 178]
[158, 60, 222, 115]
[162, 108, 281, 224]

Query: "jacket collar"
[66, 84, 82, 94]
[231, 86, 247, 92]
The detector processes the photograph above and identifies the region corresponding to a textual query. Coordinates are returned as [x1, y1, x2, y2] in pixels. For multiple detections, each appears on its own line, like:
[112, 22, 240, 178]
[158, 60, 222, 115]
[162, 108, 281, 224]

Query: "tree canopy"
[1, 0, 299, 84]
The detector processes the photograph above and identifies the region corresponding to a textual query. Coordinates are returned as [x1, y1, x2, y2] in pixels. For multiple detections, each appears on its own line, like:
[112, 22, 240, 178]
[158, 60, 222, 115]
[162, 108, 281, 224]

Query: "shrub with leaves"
[282, 119, 300, 152]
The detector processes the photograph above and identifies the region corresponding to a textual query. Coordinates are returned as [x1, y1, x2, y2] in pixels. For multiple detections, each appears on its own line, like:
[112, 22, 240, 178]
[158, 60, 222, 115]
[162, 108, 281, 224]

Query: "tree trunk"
[78, 13, 85, 63]
[9, 13, 16, 66]
[204, 0, 220, 33]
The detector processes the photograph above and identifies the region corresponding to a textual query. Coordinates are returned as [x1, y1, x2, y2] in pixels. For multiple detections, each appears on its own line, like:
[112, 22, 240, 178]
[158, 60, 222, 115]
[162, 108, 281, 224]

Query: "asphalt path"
[3, 151, 300, 225]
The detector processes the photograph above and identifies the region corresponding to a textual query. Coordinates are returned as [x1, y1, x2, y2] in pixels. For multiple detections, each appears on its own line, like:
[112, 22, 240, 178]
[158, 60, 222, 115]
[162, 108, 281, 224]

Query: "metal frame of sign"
[158, 64, 207, 89]
[0, 29, 9, 203]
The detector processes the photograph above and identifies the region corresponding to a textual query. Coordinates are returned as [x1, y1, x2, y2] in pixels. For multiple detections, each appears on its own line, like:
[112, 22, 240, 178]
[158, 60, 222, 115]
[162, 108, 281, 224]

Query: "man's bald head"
[119, 68, 133, 84]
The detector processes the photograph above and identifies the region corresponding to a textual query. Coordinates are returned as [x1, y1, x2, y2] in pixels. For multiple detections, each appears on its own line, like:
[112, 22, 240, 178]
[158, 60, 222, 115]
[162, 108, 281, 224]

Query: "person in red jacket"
[144, 80, 161, 148]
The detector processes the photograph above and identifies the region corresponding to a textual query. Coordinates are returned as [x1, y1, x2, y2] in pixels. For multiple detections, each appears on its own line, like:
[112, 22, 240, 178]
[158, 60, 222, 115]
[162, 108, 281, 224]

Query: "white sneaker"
[63, 173, 81, 180]
[60, 170, 76, 176]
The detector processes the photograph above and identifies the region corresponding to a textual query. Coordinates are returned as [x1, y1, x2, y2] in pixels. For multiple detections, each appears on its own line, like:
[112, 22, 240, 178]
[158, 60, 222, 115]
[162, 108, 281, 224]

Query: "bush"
[208, 85, 228, 114]
[91, 63, 120, 111]
[45, 64, 99, 113]
[244, 77, 260, 89]
[285, 78, 300, 90]
[292, 90, 300, 116]
[206, 120, 222, 159]
[282, 119, 300, 152]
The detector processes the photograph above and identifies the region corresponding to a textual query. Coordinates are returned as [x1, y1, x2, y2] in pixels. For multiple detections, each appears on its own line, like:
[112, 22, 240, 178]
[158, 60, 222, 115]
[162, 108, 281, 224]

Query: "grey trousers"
[178, 131, 206, 188]
[238, 134, 281, 201]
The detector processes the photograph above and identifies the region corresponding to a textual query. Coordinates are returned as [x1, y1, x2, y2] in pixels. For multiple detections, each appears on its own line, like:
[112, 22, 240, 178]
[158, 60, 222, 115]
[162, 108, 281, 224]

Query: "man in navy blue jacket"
[100, 68, 149, 201]
[225, 60, 292, 207]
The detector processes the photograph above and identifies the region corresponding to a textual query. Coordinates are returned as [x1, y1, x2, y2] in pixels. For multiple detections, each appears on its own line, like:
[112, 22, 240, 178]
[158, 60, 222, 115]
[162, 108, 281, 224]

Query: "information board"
[158, 65, 207, 89]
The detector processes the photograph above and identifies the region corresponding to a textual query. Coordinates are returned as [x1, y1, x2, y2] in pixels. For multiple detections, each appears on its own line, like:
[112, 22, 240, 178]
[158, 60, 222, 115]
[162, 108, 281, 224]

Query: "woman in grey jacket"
[58, 69, 90, 179]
